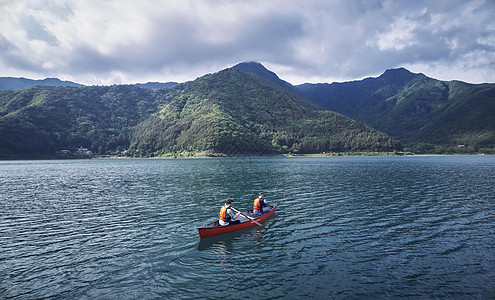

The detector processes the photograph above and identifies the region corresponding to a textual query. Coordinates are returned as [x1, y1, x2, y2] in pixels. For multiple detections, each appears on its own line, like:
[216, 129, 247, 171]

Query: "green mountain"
[2, 63, 493, 158]
[0, 65, 400, 158]
[128, 67, 401, 156]
[34, 62, 495, 158]
[296, 69, 495, 151]
[0, 85, 173, 158]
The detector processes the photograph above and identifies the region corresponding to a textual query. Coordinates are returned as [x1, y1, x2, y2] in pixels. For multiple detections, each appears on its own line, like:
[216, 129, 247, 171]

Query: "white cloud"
[0, 0, 494, 85]
[376, 17, 418, 51]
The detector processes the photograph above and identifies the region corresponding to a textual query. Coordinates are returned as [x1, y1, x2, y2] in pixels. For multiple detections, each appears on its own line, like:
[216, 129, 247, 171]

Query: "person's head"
[225, 199, 234, 207]
[259, 192, 264, 198]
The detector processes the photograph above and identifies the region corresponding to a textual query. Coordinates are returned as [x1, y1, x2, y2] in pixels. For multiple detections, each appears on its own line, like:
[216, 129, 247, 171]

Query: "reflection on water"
[197, 225, 266, 251]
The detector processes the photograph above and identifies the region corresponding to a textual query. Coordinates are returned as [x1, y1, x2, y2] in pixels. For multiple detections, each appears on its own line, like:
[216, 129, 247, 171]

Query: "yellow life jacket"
[253, 198, 262, 210]
[219, 206, 230, 222]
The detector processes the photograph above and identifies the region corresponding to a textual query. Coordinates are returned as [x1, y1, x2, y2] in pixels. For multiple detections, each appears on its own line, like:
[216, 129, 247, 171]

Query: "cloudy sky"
[1, 0, 494, 85]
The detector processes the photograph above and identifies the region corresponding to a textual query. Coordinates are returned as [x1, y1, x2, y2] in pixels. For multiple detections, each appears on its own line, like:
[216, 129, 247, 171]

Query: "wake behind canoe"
[197, 204, 277, 238]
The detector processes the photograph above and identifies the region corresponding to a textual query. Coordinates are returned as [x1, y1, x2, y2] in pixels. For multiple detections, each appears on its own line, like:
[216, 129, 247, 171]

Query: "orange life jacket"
[219, 206, 231, 222]
[253, 197, 262, 210]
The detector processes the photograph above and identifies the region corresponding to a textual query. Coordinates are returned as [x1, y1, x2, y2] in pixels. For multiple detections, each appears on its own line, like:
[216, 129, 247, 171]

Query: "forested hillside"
[0, 66, 401, 158]
[0, 85, 172, 158]
[128, 68, 400, 156]
[297, 68, 495, 152]
[3, 62, 491, 158]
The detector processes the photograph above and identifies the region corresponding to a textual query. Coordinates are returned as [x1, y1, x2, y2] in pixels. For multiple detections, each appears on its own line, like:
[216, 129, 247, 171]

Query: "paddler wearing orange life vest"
[219, 199, 241, 226]
[253, 192, 267, 214]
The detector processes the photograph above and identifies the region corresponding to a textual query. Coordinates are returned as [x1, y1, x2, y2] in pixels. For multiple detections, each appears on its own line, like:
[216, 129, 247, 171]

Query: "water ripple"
[1, 156, 495, 299]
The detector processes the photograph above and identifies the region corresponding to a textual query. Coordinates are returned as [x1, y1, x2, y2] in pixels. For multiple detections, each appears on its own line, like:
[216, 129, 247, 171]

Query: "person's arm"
[227, 208, 236, 220]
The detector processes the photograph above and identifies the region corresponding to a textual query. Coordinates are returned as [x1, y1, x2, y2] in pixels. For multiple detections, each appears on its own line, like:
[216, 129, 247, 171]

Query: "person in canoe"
[253, 192, 268, 214]
[219, 199, 241, 226]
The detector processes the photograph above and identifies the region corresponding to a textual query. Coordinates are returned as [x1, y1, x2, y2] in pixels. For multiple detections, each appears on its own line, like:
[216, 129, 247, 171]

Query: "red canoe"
[197, 204, 277, 238]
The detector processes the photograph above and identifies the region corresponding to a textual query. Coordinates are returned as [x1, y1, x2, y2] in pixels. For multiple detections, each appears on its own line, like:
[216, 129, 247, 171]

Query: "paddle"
[231, 207, 263, 227]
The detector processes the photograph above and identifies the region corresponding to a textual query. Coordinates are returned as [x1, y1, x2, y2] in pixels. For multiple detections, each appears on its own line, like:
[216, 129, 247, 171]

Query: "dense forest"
[1, 62, 493, 158]
[0, 66, 400, 158]
[128, 68, 400, 156]
[297, 68, 495, 153]
[0, 85, 172, 158]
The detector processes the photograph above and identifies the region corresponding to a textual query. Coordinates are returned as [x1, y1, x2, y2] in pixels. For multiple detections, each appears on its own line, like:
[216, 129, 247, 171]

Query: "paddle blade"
[252, 220, 263, 227]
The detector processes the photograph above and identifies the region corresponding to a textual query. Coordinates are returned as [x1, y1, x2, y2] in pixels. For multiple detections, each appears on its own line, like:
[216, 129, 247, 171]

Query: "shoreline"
[1, 151, 492, 161]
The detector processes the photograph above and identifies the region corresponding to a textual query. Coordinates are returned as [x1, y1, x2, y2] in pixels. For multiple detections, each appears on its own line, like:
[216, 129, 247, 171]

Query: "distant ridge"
[134, 82, 178, 89]
[0, 77, 180, 91]
[296, 68, 495, 150]
[0, 77, 83, 90]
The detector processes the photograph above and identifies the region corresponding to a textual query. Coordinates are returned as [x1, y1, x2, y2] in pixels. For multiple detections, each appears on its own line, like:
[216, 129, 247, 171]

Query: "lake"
[1, 156, 494, 299]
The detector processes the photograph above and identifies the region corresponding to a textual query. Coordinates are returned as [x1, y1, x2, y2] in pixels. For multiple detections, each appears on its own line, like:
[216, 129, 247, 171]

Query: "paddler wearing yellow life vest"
[253, 192, 267, 214]
[219, 199, 241, 226]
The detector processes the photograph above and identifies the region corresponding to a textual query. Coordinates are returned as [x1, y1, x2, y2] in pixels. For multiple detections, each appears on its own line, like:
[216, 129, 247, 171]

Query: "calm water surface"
[1, 156, 494, 299]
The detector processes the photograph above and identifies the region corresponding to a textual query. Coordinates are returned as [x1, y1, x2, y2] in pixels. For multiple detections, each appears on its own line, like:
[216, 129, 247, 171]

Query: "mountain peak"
[379, 68, 417, 82]
[232, 61, 320, 109]
[233, 62, 281, 81]
[233, 61, 298, 90]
